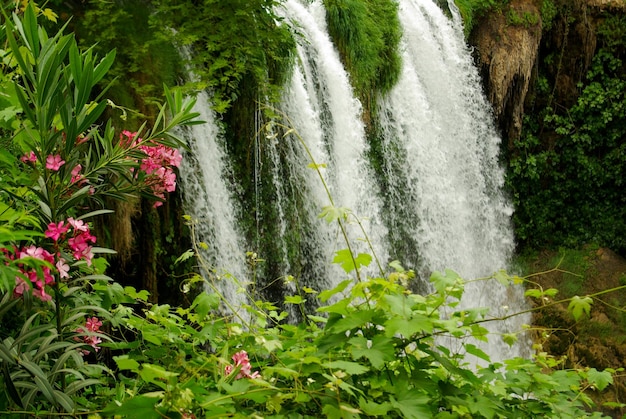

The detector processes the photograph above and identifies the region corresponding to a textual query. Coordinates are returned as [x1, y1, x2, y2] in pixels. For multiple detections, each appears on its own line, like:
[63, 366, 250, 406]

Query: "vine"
[507, 14, 626, 253]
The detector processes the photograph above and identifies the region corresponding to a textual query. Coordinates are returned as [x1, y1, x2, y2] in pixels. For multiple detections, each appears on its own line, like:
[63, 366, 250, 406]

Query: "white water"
[178, 90, 249, 318]
[376, 0, 530, 362]
[275, 0, 390, 289]
[178, 0, 530, 359]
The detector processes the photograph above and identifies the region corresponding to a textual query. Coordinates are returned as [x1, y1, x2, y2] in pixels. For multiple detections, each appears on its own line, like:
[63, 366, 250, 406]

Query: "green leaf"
[139, 363, 179, 388]
[103, 395, 165, 419]
[524, 288, 543, 298]
[390, 388, 432, 419]
[349, 335, 395, 369]
[191, 292, 219, 319]
[174, 249, 195, 265]
[318, 279, 352, 303]
[319, 205, 348, 223]
[284, 295, 305, 304]
[333, 249, 372, 273]
[359, 397, 393, 416]
[494, 269, 511, 286]
[587, 368, 613, 391]
[323, 360, 370, 375]
[502, 333, 518, 347]
[384, 314, 433, 338]
[464, 343, 491, 363]
[327, 309, 376, 334]
[567, 295, 593, 321]
[114, 355, 140, 372]
[430, 269, 463, 299]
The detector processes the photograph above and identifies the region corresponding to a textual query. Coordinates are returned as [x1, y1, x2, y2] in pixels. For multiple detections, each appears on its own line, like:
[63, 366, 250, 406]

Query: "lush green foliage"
[0, 3, 623, 419]
[75, 0, 182, 120]
[149, 0, 295, 114]
[507, 15, 626, 253]
[323, 0, 402, 109]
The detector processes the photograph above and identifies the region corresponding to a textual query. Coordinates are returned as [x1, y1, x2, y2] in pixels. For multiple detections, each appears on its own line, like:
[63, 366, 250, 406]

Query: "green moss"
[323, 0, 401, 112]
[453, 0, 509, 37]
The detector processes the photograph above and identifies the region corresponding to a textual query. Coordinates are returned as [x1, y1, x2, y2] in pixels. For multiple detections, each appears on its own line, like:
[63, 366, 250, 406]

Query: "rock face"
[470, 0, 626, 144]
[470, 0, 542, 145]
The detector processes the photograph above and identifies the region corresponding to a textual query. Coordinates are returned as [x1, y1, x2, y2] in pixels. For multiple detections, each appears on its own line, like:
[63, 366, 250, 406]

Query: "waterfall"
[178, 0, 530, 360]
[178, 90, 249, 317]
[376, 0, 530, 362]
[275, 0, 390, 290]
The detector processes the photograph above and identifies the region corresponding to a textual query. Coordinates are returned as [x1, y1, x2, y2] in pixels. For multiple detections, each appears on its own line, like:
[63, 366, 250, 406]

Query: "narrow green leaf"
[76, 209, 114, 220]
[93, 50, 116, 84]
[64, 378, 102, 395]
[2, 361, 23, 408]
[53, 389, 75, 412]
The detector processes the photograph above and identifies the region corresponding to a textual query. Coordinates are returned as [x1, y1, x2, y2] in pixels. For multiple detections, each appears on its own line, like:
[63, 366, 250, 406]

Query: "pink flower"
[225, 350, 261, 380]
[45, 154, 65, 171]
[70, 164, 84, 184]
[7, 246, 57, 303]
[20, 151, 37, 163]
[13, 277, 29, 298]
[45, 221, 69, 241]
[56, 259, 70, 279]
[67, 217, 89, 232]
[76, 317, 103, 355]
[85, 317, 102, 332]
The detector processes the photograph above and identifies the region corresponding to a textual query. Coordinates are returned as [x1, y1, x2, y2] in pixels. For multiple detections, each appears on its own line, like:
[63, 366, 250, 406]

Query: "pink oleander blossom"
[45, 221, 69, 241]
[10, 245, 56, 302]
[120, 130, 140, 148]
[20, 151, 37, 164]
[56, 259, 70, 279]
[67, 217, 89, 232]
[121, 130, 182, 207]
[224, 350, 261, 380]
[70, 164, 84, 184]
[13, 277, 29, 298]
[76, 316, 103, 355]
[45, 154, 65, 171]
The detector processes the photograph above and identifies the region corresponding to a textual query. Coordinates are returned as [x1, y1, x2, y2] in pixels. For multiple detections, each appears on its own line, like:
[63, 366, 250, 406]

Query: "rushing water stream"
[179, 0, 531, 361]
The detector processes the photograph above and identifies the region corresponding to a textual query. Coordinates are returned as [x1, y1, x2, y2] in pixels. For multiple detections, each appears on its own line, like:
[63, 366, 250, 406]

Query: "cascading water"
[178, 0, 530, 360]
[178, 90, 249, 317]
[376, 0, 530, 362]
[274, 0, 390, 288]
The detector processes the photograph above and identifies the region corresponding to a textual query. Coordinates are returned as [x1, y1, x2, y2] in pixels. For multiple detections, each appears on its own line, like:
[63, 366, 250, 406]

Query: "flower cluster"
[20, 152, 68, 172]
[224, 350, 261, 380]
[7, 245, 56, 302]
[6, 218, 98, 302]
[75, 316, 103, 355]
[45, 217, 97, 267]
[120, 130, 182, 207]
